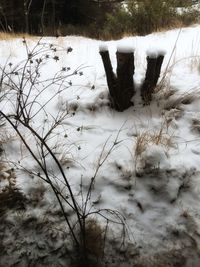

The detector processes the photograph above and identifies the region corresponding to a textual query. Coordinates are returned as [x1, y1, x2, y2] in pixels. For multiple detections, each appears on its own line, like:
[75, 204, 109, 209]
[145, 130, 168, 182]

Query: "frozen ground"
[0, 24, 200, 266]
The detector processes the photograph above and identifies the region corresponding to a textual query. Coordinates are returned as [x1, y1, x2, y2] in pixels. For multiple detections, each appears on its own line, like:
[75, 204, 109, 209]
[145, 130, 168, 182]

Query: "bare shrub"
[0, 38, 128, 267]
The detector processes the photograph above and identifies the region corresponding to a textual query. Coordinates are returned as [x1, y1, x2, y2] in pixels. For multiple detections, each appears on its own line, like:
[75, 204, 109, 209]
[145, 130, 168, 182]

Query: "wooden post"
[153, 55, 164, 87]
[99, 50, 117, 109]
[116, 51, 135, 111]
[141, 56, 157, 104]
[99, 47, 135, 111]
[141, 53, 165, 104]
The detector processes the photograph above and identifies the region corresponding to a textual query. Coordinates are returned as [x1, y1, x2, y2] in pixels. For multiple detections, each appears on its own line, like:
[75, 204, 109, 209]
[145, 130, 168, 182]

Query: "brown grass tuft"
[0, 32, 32, 40]
[189, 56, 200, 74]
[0, 186, 26, 215]
[134, 125, 173, 159]
[0, 163, 26, 216]
[84, 219, 104, 259]
[164, 90, 200, 110]
[191, 118, 200, 133]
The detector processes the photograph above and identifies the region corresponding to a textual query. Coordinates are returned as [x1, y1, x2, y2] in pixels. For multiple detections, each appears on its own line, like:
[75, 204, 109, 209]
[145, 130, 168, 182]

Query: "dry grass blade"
[0, 32, 32, 40]
[164, 90, 200, 110]
[84, 219, 104, 259]
[189, 56, 200, 74]
[191, 118, 200, 133]
[155, 86, 177, 100]
[134, 127, 173, 158]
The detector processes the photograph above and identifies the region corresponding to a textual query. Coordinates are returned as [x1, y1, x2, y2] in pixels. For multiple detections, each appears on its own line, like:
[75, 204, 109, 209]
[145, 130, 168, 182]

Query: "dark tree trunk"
[25, 11, 29, 33]
[100, 50, 135, 111]
[51, 0, 56, 35]
[141, 56, 157, 104]
[99, 50, 118, 109]
[99, 51, 117, 97]
[41, 0, 47, 35]
[153, 55, 164, 87]
[141, 54, 165, 104]
[116, 51, 135, 111]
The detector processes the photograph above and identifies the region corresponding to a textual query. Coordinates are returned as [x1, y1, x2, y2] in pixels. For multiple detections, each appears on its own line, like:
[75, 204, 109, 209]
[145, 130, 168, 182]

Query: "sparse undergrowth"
[0, 38, 129, 267]
[1, 26, 200, 267]
[0, 162, 26, 217]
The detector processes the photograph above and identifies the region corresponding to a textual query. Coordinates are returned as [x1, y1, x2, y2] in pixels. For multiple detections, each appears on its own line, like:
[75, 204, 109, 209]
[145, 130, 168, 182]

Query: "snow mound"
[117, 44, 134, 53]
[99, 43, 108, 52]
[141, 144, 170, 170]
[146, 47, 167, 58]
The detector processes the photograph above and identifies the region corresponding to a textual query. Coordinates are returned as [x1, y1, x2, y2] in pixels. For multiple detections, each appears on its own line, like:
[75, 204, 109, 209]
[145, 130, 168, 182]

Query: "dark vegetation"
[0, 0, 199, 39]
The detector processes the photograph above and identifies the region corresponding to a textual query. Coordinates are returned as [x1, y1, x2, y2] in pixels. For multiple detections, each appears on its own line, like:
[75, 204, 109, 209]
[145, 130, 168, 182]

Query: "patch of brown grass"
[0, 162, 26, 216]
[132, 248, 188, 267]
[84, 219, 104, 259]
[191, 118, 200, 133]
[0, 32, 32, 40]
[134, 127, 173, 158]
[0, 186, 26, 216]
[189, 56, 200, 74]
[164, 90, 200, 110]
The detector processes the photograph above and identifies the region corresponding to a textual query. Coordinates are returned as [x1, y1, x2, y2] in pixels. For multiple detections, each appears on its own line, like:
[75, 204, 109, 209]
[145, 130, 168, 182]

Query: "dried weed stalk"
[134, 127, 173, 159]
[164, 89, 200, 110]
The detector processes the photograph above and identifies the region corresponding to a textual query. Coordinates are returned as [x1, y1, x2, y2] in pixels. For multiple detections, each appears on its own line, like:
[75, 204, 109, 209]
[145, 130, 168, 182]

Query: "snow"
[0, 24, 200, 266]
[117, 44, 134, 53]
[146, 48, 166, 58]
[99, 43, 108, 52]
[176, 3, 200, 15]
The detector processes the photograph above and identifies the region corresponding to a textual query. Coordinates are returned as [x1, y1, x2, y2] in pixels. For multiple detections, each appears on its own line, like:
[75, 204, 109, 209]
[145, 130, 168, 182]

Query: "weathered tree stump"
[99, 50, 118, 109]
[116, 51, 135, 110]
[99, 46, 135, 111]
[141, 52, 165, 104]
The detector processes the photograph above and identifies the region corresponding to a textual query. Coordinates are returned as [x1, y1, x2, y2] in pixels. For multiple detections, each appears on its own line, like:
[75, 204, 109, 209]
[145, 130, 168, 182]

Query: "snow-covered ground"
[0, 24, 200, 266]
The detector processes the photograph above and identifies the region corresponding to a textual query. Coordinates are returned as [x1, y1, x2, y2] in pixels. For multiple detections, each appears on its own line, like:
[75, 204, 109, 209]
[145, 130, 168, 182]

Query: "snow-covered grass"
[0, 24, 200, 266]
